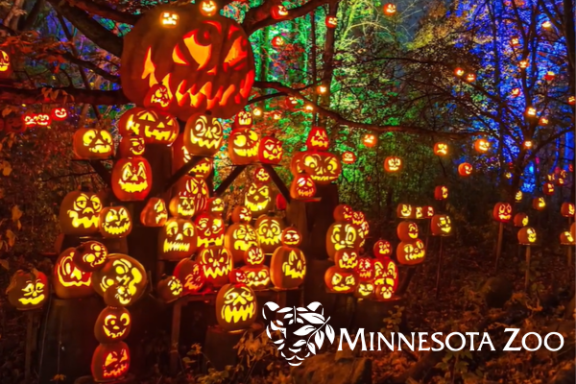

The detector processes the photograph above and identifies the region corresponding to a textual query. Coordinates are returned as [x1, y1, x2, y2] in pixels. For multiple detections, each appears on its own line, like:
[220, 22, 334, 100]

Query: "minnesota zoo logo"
[263, 301, 335, 366]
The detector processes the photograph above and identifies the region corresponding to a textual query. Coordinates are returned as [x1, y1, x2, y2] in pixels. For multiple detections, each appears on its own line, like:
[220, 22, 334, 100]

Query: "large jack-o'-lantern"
[195, 211, 224, 248]
[91, 342, 130, 382]
[326, 221, 357, 259]
[59, 189, 103, 235]
[158, 218, 197, 260]
[198, 246, 231, 287]
[270, 227, 306, 289]
[301, 152, 341, 185]
[121, 5, 255, 120]
[111, 157, 152, 201]
[228, 128, 260, 164]
[215, 283, 257, 333]
[255, 215, 283, 254]
[99, 206, 133, 238]
[258, 136, 283, 164]
[74, 241, 108, 272]
[94, 306, 132, 343]
[93, 254, 147, 306]
[140, 198, 168, 227]
[73, 128, 113, 160]
[174, 258, 205, 294]
[324, 266, 357, 293]
[6, 269, 48, 310]
[493, 202, 512, 223]
[53, 248, 93, 299]
[183, 113, 224, 156]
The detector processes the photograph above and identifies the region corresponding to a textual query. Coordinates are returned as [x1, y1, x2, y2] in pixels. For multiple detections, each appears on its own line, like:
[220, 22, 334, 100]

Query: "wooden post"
[495, 222, 504, 269]
[435, 237, 444, 299]
[525, 246, 531, 291]
[25, 311, 34, 381]
[169, 300, 182, 375]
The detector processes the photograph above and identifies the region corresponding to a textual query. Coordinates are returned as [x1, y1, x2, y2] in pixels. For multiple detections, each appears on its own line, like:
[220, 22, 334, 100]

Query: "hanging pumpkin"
[183, 113, 224, 156]
[91, 342, 130, 382]
[324, 266, 357, 293]
[73, 128, 113, 160]
[372, 239, 392, 261]
[140, 198, 168, 227]
[241, 265, 270, 290]
[118, 135, 146, 158]
[271, 4, 289, 19]
[255, 215, 283, 254]
[53, 248, 93, 299]
[301, 152, 341, 185]
[532, 197, 546, 211]
[243, 245, 265, 266]
[258, 136, 283, 164]
[174, 258, 205, 294]
[326, 221, 358, 259]
[474, 139, 490, 153]
[158, 218, 197, 260]
[397, 221, 419, 241]
[99, 206, 133, 238]
[384, 156, 402, 173]
[74, 241, 108, 272]
[94, 306, 132, 343]
[561, 202, 575, 217]
[234, 110, 253, 128]
[59, 189, 103, 235]
[198, 246, 231, 287]
[244, 182, 271, 215]
[433, 143, 448, 156]
[396, 239, 426, 265]
[431, 214, 452, 236]
[373, 257, 398, 301]
[92, 254, 147, 306]
[517, 227, 537, 245]
[306, 126, 330, 150]
[270, 227, 306, 289]
[493, 202, 512, 223]
[195, 212, 225, 248]
[396, 203, 413, 219]
[215, 283, 257, 333]
[111, 157, 152, 201]
[355, 257, 374, 282]
[341, 151, 356, 164]
[334, 248, 359, 271]
[383, 3, 396, 15]
[6, 269, 48, 310]
[458, 163, 473, 177]
[513, 213, 529, 227]
[434, 186, 448, 200]
[156, 275, 183, 303]
[290, 172, 317, 200]
[228, 128, 260, 164]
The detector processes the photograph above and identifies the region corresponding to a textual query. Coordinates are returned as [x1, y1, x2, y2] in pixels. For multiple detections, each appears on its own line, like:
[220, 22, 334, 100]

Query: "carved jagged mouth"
[155, 213, 168, 224]
[222, 303, 255, 323]
[104, 328, 127, 338]
[203, 265, 230, 278]
[338, 261, 358, 270]
[258, 237, 280, 246]
[333, 284, 353, 292]
[103, 363, 129, 378]
[233, 240, 257, 251]
[178, 206, 196, 217]
[245, 199, 270, 212]
[103, 222, 131, 236]
[190, 137, 221, 149]
[145, 126, 176, 142]
[89, 144, 112, 153]
[358, 271, 372, 279]
[297, 188, 315, 197]
[233, 146, 258, 158]
[68, 211, 99, 229]
[20, 294, 45, 305]
[184, 275, 202, 290]
[310, 175, 335, 182]
[283, 263, 306, 279]
[163, 240, 191, 253]
[119, 179, 149, 193]
[198, 236, 223, 248]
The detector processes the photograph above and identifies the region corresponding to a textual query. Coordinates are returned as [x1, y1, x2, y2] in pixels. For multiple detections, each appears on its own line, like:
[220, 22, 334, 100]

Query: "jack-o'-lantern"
[324, 266, 357, 293]
[560, 230, 574, 245]
[59, 190, 102, 235]
[543, 182, 554, 195]
[91, 342, 130, 382]
[169, 191, 200, 219]
[53, 248, 93, 299]
[229, 269, 246, 284]
[241, 265, 270, 290]
[34, 113, 51, 127]
[384, 156, 402, 173]
[300, 152, 341, 185]
[383, 3, 396, 15]
[258, 136, 283, 164]
[424, 206, 435, 218]
[355, 282, 375, 299]
[209, 197, 225, 216]
[255, 215, 283, 254]
[190, 155, 214, 180]
[517, 227, 537, 245]
[99, 206, 133, 238]
[22, 113, 37, 129]
[342, 151, 356, 164]
[104, 285, 134, 310]
[515, 191, 523, 202]
[306, 126, 330, 150]
[434, 143, 448, 156]
[532, 197, 546, 211]
[93, 254, 147, 305]
[397, 221, 419, 241]
[172, 135, 214, 178]
[195, 212, 224, 248]
[281, 227, 301, 246]
[355, 257, 374, 281]
[74, 241, 108, 272]
[373, 257, 398, 300]
[513, 213, 529, 227]
[6, 269, 48, 310]
[0, 49, 12, 77]
[334, 204, 353, 222]
[73, 128, 113, 160]
[285, 96, 299, 110]
[493, 202, 512, 223]
[234, 110, 253, 128]
[334, 248, 359, 270]
[121, 5, 255, 120]
[158, 218, 197, 260]
[177, 177, 210, 213]
[198, 246, 231, 287]
[396, 203, 413, 219]
[253, 167, 271, 185]
[325, 16, 337, 28]
[326, 222, 357, 259]
[414, 206, 424, 219]
[117, 108, 143, 136]
[216, 283, 257, 332]
[140, 198, 168, 227]
[199, 0, 218, 17]
[161, 11, 178, 27]
[270, 228, 306, 289]
[224, 221, 258, 263]
[245, 182, 271, 215]
[243, 245, 265, 265]
[362, 134, 377, 147]
[396, 239, 425, 265]
[118, 135, 146, 158]
[111, 157, 152, 201]
[290, 173, 317, 200]
[561, 202, 575, 217]
[228, 128, 260, 164]
[143, 83, 172, 111]
[183, 113, 224, 156]
[434, 186, 448, 200]
[131, 109, 179, 145]
[458, 163, 473, 176]
[174, 258, 205, 294]
[431, 214, 452, 236]
[474, 138, 490, 153]
[352, 211, 369, 247]
[271, 35, 285, 49]
[231, 205, 252, 223]
[156, 275, 183, 303]
[94, 306, 132, 343]
[271, 4, 288, 19]
[373, 239, 392, 260]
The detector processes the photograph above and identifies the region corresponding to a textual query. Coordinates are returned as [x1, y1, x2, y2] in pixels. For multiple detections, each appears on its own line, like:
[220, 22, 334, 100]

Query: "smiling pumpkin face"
[301, 152, 341, 185]
[94, 306, 132, 343]
[493, 202, 512, 223]
[290, 173, 317, 200]
[112, 157, 152, 201]
[241, 265, 270, 290]
[99, 206, 133, 238]
[326, 222, 357, 259]
[228, 128, 260, 165]
[93, 254, 147, 306]
[431, 214, 452, 236]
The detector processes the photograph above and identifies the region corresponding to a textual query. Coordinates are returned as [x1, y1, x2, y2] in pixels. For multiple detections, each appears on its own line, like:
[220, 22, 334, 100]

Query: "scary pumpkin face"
[397, 239, 426, 265]
[383, 3, 397, 15]
[326, 222, 357, 259]
[126, 109, 179, 145]
[324, 266, 357, 293]
[118, 135, 146, 158]
[224, 222, 259, 263]
[431, 214, 452, 236]
[301, 152, 341, 185]
[433, 143, 448, 156]
[216, 284, 257, 333]
[325, 16, 338, 28]
[73, 128, 113, 160]
[234, 110, 253, 128]
[290, 173, 317, 200]
[384, 156, 402, 173]
[144, 83, 172, 111]
[183, 113, 224, 156]
[255, 215, 283, 254]
[99, 206, 133, 238]
[228, 128, 260, 165]
[74, 241, 108, 272]
[373, 258, 398, 301]
[253, 167, 271, 185]
[111, 157, 152, 201]
[342, 151, 356, 164]
[258, 136, 283, 164]
[474, 139, 490, 153]
[0, 49, 12, 77]
[397, 221, 419, 241]
[458, 163, 473, 176]
[513, 213, 529, 227]
[306, 126, 330, 150]
[169, 191, 200, 219]
[157, 275, 183, 303]
[241, 265, 270, 290]
[232, 205, 252, 223]
[174, 258, 205, 294]
[53, 248, 93, 299]
[561, 202, 575, 217]
[158, 218, 197, 260]
[355, 257, 374, 281]
[434, 186, 448, 200]
[173, 136, 214, 178]
[91, 342, 130, 382]
[94, 306, 132, 343]
[355, 282, 375, 299]
[281, 227, 302, 247]
[532, 197, 546, 211]
[243, 245, 265, 265]
[517, 227, 537, 245]
[6, 269, 48, 310]
[93, 254, 147, 306]
[334, 248, 359, 270]
[396, 204, 413, 219]
[270, 247, 306, 289]
[198, 246, 231, 287]
[493, 202, 512, 223]
[245, 182, 271, 215]
[373, 239, 392, 260]
[195, 212, 224, 248]
[271, 4, 289, 19]
[59, 190, 102, 235]
[122, 5, 255, 120]
[140, 197, 168, 227]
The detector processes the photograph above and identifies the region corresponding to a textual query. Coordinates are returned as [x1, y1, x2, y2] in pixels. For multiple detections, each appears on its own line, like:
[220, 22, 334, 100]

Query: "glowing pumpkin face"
[231, 205, 252, 223]
[255, 215, 283, 254]
[6, 270, 48, 310]
[174, 258, 205, 294]
[228, 128, 260, 164]
[424, 206, 435, 218]
[245, 183, 271, 215]
[281, 227, 302, 246]
[243, 245, 265, 265]
[270, 247, 306, 289]
[325, 16, 338, 28]
[301, 152, 341, 185]
[560, 230, 574, 245]
[0, 49, 12, 77]
[493, 202, 512, 223]
[158, 218, 197, 260]
[53, 248, 93, 299]
[209, 197, 225, 216]
[342, 151, 356, 164]
[324, 266, 357, 293]
[362, 134, 377, 147]
[326, 222, 357, 259]
[73, 128, 113, 160]
[543, 182, 555, 195]
[241, 265, 270, 290]
[373, 239, 392, 260]
[271, 5, 288, 19]
[434, 186, 448, 200]
[355, 257, 374, 281]
[458, 163, 473, 176]
[140, 197, 168, 227]
[532, 197, 546, 211]
[198, 246, 231, 287]
[396, 239, 426, 265]
[144, 83, 172, 110]
[93, 254, 147, 306]
[306, 126, 330, 150]
[185, 150, 214, 179]
[397, 221, 419, 241]
[169, 191, 200, 219]
[513, 213, 529, 227]
[129, 109, 179, 145]
[396, 204, 412, 219]
[157, 275, 183, 303]
[178, 177, 210, 213]
[94, 306, 131, 343]
[258, 136, 283, 164]
[161, 11, 178, 27]
[253, 167, 271, 185]
[373, 258, 398, 301]
[216, 284, 257, 333]
[121, 5, 255, 120]
[355, 282, 375, 299]
[74, 241, 108, 272]
[99, 206, 133, 238]
[91, 342, 130, 382]
[561, 202, 575, 217]
[59, 190, 102, 235]
[118, 135, 146, 158]
[474, 139, 490, 153]
[517, 227, 537, 245]
[383, 3, 396, 15]
[111, 157, 152, 201]
[224, 222, 259, 263]
[195, 212, 224, 248]
[431, 214, 452, 236]
[384, 156, 402, 172]
[434, 143, 448, 156]
[290, 173, 317, 200]
[183, 113, 224, 156]
[334, 248, 359, 270]
[234, 110, 253, 128]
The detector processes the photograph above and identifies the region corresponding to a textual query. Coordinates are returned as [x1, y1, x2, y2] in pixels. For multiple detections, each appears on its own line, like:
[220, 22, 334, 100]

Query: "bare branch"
[65, 0, 139, 25]
[244, 0, 331, 35]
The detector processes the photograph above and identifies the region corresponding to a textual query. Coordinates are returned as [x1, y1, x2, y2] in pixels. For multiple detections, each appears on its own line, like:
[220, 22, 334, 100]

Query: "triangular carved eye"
[179, 30, 212, 69]
[224, 37, 247, 68]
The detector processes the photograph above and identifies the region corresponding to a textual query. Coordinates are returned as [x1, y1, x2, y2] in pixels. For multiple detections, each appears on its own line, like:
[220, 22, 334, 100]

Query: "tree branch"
[54, 51, 120, 83]
[0, 86, 128, 105]
[65, 0, 140, 25]
[244, 0, 331, 35]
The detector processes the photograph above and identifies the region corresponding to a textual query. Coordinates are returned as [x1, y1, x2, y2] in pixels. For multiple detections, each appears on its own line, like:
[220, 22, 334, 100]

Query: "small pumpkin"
[324, 266, 357, 293]
[173, 258, 205, 294]
[140, 198, 168, 227]
[111, 157, 153, 201]
[396, 239, 426, 265]
[493, 202, 512, 223]
[53, 248, 93, 299]
[94, 306, 132, 343]
[156, 275, 183, 303]
[6, 269, 48, 310]
[73, 128, 113, 160]
[290, 172, 317, 200]
[99, 206, 133, 239]
[183, 113, 224, 157]
[270, 228, 306, 289]
[431, 214, 452, 236]
[91, 342, 130, 382]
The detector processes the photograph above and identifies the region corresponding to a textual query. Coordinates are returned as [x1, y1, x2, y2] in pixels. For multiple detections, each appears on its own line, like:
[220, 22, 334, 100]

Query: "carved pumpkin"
[423, 206, 435, 218]
[53, 248, 93, 299]
[176, 176, 210, 213]
[561, 202, 575, 217]
[560, 230, 574, 245]
[169, 191, 201, 219]
[215, 283, 257, 333]
[301, 152, 341, 185]
[74, 241, 108, 272]
[59, 190, 103, 235]
[325, 16, 338, 28]
[198, 246, 231, 287]
[228, 128, 260, 164]
[373, 257, 398, 301]
[397, 221, 419, 241]
[253, 167, 271, 185]
[396, 239, 426, 265]
[431, 214, 452, 236]
[290, 172, 317, 200]
[73, 128, 113, 160]
[384, 156, 402, 173]
[258, 136, 283, 164]
[121, 5, 255, 120]
[199, 0, 218, 16]
[91, 342, 130, 382]
[493, 202, 512, 223]
[158, 218, 197, 260]
[324, 266, 357, 293]
[6, 269, 48, 310]
[140, 198, 168, 227]
[99, 206, 133, 238]
[355, 282, 375, 299]
[458, 163, 473, 176]
[396, 204, 413, 219]
[243, 245, 265, 266]
[173, 135, 214, 178]
[306, 126, 330, 150]
[234, 110, 253, 128]
[383, 3, 396, 15]
[434, 186, 448, 200]
[334, 248, 359, 271]
[183, 113, 224, 156]
[543, 182, 555, 195]
[373, 239, 392, 261]
[241, 265, 270, 290]
[0, 49, 12, 78]
[174, 258, 205, 294]
[92, 254, 147, 306]
[94, 306, 132, 343]
[245, 182, 271, 215]
[111, 157, 152, 201]
[209, 197, 225, 216]
[355, 257, 374, 282]
[513, 213, 529, 227]
[231, 205, 252, 223]
[125, 108, 179, 145]
[281, 227, 302, 247]
[532, 197, 546, 211]
[342, 151, 356, 164]
[195, 212, 224, 248]
[517, 227, 537, 245]
[433, 143, 448, 156]
[326, 221, 357, 259]
[156, 275, 183, 303]
[270, 245, 306, 289]
[118, 135, 146, 158]
[143, 83, 172, 111]
[333, 204, 353, 222]
[271, 4, 289, 19]
[362, 134, 377, 147]
[474, 138, 490, 153]
[224, 221, 258, 263]
[255, 215, 283, 254]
